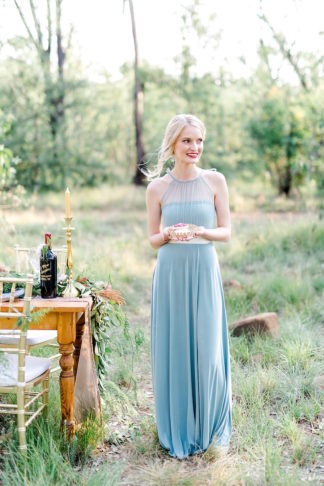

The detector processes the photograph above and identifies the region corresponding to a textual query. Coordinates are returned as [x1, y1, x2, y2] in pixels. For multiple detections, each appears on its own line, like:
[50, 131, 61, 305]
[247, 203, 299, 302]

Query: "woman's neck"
[171, 164, 201, 181]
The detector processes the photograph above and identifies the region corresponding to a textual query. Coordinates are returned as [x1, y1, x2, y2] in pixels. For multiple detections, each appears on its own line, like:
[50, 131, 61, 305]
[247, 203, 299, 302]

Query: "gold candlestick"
[62, 217, 78, 298]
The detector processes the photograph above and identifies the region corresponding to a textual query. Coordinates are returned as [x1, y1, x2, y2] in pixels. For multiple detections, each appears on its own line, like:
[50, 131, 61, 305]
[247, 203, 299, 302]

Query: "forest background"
[0, 0, 323, 201]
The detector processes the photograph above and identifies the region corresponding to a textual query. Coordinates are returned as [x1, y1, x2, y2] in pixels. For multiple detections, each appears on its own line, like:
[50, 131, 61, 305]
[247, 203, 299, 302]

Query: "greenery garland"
[68, 277, 130, 393]
[1, 272, 130, 394]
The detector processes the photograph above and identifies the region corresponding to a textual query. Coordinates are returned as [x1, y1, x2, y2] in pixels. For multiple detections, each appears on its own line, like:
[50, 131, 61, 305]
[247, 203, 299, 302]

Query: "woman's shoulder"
[202, 168, 227, 186]
[146, 174, 171, 196]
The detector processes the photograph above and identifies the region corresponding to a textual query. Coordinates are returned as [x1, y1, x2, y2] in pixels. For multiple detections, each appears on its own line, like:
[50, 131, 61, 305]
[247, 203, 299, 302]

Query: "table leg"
[58, 313, 76, 437]
[73, 312, 85, 380]
[59, 343, 75, 435]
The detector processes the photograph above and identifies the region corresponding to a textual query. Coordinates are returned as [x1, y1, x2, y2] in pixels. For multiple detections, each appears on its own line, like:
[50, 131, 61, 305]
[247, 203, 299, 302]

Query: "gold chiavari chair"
[0, 276, 50, 453]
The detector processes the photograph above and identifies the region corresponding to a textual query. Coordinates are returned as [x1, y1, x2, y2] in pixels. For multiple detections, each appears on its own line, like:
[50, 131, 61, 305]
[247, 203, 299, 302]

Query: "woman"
[146, 114, 232, 459]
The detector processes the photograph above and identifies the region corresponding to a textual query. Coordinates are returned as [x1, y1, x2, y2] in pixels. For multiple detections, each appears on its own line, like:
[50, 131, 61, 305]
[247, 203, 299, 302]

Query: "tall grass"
[0, 184, 323, 485]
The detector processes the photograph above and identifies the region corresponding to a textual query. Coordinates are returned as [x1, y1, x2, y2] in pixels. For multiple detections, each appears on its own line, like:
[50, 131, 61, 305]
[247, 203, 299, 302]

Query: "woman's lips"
[187, 153, 198, 158]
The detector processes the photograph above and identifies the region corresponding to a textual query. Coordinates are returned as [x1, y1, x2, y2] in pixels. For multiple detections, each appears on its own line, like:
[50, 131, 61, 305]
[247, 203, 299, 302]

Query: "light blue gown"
[150, 169, 232, 459]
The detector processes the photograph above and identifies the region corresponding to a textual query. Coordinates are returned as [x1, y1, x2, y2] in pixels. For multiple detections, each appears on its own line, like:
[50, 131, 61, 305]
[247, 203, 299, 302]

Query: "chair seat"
[0, 330, 57, 346]
[0, 354, 50, 387]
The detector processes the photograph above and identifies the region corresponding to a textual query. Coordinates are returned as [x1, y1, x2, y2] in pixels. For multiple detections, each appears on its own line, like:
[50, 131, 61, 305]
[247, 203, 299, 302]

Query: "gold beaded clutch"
[168, 223, 199, 241]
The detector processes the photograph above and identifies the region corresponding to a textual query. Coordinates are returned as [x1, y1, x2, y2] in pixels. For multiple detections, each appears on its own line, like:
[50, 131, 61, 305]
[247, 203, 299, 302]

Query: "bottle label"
[40, 262, 52, 281]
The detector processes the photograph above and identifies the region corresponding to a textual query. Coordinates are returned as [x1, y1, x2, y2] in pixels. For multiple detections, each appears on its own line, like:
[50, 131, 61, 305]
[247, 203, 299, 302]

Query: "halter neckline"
[167, 168, 203, 183]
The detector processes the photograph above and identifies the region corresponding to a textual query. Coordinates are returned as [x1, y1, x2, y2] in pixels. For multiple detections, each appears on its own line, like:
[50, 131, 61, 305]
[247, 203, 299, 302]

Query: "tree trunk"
[133, 77, 145, 185]
[53, 0, 66, 183]
[56, 0, 65, 125]
[128, 0, 146, 185]
[278, 162, 292, 196]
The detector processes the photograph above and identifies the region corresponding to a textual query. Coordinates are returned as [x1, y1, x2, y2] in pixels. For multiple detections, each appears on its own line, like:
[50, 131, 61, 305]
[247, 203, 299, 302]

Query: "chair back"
[14, 246, 31, 274]
[0, 276, 33, 385]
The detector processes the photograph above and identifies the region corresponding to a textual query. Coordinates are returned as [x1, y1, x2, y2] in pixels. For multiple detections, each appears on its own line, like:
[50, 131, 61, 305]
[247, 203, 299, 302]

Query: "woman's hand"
[162, 227, 171, 242]
[194, 226, 207, 238]
[194, 226, 231, 242]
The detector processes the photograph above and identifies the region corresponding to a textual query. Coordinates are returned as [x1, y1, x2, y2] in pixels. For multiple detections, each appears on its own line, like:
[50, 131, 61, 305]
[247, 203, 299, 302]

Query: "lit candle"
[65, 187, 71, 218]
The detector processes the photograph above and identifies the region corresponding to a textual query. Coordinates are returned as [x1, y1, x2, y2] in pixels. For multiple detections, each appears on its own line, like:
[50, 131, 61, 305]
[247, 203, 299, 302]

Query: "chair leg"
[17, 388, 27, 453]
[42, 374, 49, 422]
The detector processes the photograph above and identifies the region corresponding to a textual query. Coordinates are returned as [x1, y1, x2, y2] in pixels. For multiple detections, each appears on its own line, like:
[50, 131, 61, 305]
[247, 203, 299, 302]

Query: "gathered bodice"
[161, 169, 216, 229]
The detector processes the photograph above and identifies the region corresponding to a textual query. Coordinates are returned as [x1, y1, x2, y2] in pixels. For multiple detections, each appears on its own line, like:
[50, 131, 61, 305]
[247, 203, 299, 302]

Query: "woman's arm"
[146, 180, 171, 249]
[195, 172, 231, 242]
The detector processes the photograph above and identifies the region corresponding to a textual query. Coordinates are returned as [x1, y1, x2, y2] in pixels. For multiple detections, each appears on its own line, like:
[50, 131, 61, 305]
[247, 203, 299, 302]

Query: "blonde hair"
[145, 114, 206, 180]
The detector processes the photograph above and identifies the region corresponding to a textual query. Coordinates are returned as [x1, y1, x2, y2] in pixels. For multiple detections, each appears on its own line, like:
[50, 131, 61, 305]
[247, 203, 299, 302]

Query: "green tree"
[13, 0, 69, 187]
[0, 110, 25, 207]
[249, 87, 307, 195]
[257, 6, 324, 192]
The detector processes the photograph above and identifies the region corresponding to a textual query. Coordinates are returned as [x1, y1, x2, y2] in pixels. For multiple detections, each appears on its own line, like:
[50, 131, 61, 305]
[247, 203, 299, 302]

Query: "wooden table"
[0, 296, 92, 436]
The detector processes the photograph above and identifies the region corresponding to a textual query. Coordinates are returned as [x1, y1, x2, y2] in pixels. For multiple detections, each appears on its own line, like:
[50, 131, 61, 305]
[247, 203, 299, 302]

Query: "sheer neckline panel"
[161, 169, 215, 208]
[166, 168, 203, 183]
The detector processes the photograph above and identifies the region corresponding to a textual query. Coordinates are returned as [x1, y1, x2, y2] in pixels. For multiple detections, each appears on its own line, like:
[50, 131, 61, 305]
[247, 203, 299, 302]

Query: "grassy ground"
[0, 181, 323, 485]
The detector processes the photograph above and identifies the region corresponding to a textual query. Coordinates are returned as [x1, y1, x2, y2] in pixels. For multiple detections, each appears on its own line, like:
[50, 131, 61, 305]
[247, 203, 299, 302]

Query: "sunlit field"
[0, 181, 323, 485]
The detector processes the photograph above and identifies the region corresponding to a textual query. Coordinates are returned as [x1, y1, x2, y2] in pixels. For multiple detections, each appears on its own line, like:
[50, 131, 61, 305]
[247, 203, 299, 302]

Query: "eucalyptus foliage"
[71, 278, 130, 393]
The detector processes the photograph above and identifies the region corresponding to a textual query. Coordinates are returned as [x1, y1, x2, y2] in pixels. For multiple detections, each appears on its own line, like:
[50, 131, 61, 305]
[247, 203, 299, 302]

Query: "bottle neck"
[45, 233, 52, 249]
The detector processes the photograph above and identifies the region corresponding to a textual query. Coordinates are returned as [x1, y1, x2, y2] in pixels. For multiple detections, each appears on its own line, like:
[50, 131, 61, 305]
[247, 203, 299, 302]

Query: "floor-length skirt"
[151, 242, 232, 459]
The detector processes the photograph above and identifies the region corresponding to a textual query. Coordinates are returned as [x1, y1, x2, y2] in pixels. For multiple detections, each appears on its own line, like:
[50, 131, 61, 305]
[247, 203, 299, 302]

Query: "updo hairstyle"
[146, 114, 206, 179]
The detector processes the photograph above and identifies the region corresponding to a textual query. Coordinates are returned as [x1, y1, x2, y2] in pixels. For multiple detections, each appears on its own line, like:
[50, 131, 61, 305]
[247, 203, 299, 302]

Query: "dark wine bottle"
[40, 232, 57, 299]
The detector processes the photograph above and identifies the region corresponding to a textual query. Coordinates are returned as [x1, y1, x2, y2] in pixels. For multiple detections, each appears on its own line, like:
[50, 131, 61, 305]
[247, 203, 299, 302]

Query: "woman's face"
[173, 125, 204, 166]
